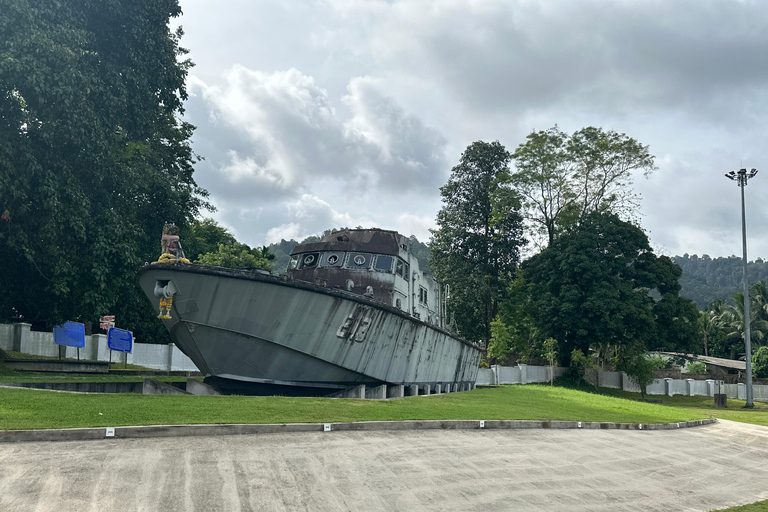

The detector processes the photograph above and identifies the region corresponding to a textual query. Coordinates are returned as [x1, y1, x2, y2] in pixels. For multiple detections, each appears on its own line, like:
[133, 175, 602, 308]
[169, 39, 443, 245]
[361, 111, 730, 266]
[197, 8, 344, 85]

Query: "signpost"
[53, 321, 85, 360]
[107, 327, 133, 368]
[100, 315, 116, 331]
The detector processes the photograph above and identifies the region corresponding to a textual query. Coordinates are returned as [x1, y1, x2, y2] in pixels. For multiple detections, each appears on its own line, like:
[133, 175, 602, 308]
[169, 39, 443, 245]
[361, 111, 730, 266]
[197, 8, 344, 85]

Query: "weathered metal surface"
[137, 263, 480, 394]
[292, 229, 402, 256]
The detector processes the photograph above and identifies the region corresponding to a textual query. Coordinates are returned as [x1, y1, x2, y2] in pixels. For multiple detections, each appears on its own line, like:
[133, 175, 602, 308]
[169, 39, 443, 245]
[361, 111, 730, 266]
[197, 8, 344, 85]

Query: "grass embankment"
[589, 386, 768, 427]
[0, 384, 707, 431]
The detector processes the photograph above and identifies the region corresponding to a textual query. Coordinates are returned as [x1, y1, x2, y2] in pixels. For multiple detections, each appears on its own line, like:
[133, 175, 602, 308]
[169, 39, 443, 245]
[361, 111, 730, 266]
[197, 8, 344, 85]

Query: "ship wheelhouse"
[288, 229, 445, 328]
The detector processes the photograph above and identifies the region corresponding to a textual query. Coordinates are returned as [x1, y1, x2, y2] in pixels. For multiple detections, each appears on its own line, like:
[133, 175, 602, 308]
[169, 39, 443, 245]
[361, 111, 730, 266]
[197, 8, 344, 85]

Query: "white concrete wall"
[688, 379, 710, 397]
[666, 379, 688, 396]
[0, 322, 199, 372]
[0, 324, 14, 350]
[598, 370, 622, 389]
[476, 368, 494, 385]
[645, 379, 666, 395]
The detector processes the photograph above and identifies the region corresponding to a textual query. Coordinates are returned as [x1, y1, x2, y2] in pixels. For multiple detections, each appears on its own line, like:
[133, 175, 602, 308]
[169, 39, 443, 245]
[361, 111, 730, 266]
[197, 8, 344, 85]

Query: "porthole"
[328, 255, 339, 264]
[348, 253, 370, 268]
[301, 253, 319, 269]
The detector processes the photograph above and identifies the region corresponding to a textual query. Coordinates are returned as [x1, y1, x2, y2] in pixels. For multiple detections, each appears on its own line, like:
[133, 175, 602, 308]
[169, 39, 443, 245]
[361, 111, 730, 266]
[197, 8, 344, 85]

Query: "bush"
[753, 346, 768, 378]
[686, 362, 707, 374]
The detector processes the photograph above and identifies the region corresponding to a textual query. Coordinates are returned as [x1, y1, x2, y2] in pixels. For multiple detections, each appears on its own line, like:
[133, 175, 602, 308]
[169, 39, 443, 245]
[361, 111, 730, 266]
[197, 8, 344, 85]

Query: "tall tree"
[0, 0, 208, 338]
[522, 212, 695, 365]
[512, 126, 656, 247]
[430, 141, 526, 347]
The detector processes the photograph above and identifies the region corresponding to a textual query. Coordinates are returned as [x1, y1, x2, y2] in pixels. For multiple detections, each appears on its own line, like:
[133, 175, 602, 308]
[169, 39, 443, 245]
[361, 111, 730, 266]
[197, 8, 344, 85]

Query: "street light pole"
[725, 167, 758, 408]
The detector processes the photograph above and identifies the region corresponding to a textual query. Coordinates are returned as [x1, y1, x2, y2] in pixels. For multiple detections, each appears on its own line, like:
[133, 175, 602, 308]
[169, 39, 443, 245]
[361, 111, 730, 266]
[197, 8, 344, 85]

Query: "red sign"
[99, 315, 116, 330]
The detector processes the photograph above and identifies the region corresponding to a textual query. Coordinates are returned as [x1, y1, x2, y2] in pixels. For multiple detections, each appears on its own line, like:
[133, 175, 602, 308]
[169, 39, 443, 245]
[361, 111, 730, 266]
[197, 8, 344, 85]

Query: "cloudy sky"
[175, 0, 768, 259]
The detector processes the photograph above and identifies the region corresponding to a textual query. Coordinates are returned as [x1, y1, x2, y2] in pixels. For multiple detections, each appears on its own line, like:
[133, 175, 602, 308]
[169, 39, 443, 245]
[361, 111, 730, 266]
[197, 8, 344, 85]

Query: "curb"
[0, 418, 717, 443]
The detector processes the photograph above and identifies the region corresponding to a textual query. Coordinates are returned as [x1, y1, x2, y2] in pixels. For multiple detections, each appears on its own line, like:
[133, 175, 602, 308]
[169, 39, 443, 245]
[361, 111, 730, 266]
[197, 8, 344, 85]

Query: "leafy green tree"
[491, 270, 540, 363]
[699, 299, 726, 357]
[719, 290, 768, 352]
[522, 212, 693, 366]
[621, 351, 664, 399]
[570, 348, 598, 389]
[0, 0, 208, 339]
[488, 319, 513, 363]
[430, 141, 526, 347]
[511, 126, 574, 246]
[196, 242, 274, 270]
[543, 337, 558, 386]
[512, 126, 655, 247]
[686, 362, 707, 375]
[182, 218, 236, 261]
[752, 346, 768, 379]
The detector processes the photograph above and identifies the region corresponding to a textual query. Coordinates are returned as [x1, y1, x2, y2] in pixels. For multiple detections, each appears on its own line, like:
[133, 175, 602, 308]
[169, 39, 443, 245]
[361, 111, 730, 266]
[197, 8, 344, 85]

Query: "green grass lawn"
[714, 501, 768, 511]
[0, 384, 707, 431]
[585, 386, 768, 427]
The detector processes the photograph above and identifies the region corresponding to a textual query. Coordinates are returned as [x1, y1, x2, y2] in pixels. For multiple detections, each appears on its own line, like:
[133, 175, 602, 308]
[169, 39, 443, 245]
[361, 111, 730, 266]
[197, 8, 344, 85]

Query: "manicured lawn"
[588, 386, 768, 427]
[713, 501, 768, 511]
[0, 384, 707, 431]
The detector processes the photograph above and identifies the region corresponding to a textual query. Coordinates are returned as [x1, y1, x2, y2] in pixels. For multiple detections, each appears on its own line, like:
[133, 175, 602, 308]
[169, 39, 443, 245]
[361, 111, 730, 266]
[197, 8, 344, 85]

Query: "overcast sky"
[175, 0, 768, 259]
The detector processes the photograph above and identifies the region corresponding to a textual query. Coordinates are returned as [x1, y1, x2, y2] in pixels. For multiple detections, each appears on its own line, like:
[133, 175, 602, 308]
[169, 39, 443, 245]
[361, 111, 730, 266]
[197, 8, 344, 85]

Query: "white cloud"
[176, 0, 768, 259]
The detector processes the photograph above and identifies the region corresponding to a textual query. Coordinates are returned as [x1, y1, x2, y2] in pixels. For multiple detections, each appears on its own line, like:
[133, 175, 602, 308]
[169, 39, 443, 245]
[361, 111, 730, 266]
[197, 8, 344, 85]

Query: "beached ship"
[137, 228, 481, 395]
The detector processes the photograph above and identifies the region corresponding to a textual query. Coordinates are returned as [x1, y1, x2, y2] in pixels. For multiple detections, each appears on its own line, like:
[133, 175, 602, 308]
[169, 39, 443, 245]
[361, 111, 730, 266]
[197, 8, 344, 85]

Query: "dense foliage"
[0, 0, 208, 341]
[518, 212, 699, 367]
[429, 141, 526, 346]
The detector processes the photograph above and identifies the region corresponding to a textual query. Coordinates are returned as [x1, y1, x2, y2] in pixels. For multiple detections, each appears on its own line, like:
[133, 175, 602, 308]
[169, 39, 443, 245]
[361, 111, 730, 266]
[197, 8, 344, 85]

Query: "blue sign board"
[107, 327, 133, 353]
[53, 321, 86, 348]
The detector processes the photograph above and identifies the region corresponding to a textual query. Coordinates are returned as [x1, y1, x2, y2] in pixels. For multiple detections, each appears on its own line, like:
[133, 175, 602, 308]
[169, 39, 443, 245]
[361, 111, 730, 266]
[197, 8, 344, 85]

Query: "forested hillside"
[674, 254, 768, 309]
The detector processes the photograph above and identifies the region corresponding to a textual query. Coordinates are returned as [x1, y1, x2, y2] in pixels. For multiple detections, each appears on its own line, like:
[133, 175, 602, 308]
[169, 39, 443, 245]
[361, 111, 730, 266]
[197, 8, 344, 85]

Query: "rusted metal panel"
[292, 228, 402, 256]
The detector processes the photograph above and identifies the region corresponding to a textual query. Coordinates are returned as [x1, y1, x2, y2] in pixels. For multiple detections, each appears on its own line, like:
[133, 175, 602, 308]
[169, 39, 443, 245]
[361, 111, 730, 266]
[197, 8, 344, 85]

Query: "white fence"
[0, 323, 198, 372]
[477, 364, 752, 401]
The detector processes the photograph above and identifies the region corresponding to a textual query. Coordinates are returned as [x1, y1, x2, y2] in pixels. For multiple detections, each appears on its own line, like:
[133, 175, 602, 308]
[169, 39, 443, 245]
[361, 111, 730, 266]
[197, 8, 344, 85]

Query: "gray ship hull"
[137, 264, 481, 395]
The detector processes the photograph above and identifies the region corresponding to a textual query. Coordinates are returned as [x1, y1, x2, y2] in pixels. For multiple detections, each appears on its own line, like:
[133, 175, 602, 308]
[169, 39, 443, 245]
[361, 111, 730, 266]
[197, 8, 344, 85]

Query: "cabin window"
[323, 252, 344, 267]
[419, 286, 428, 306]
[395, 259, 410, 279]
[348, 253, 371, 268]
[300, 252, 319, 269]
[288, 255, 299, 270]
[374, 255, 393, 272]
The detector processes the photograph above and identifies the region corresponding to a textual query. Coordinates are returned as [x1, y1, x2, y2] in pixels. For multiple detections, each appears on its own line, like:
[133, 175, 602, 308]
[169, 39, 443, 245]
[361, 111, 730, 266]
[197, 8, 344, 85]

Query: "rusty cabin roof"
[291, 229, 404, 256]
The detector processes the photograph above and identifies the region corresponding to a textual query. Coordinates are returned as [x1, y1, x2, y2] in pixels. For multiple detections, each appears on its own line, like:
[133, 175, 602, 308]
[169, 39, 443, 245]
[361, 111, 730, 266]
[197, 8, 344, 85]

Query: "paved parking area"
[2, 419, 768, 511]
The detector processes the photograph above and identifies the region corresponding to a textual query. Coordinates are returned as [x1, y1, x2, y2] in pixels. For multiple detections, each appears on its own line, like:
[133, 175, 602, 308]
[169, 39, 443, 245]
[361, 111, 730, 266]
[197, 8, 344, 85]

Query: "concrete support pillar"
[706, 379, 716, 397]
[452, 383, 459, 393]
[443, 383, 451, 393]
[407, 384, 419, 397]
[90, 334, 107, 361]
[665, 378, 673, 397]
[13, 322, 30, 352]
[420, 384, 431, 395]
[433, 383, 442, 394]
[167, 343, 175, 371]
[365, 384, 387, 399]
[518, 364, 528, 385]
[386, 385, 404, 399]
[686, 379, 695, 396]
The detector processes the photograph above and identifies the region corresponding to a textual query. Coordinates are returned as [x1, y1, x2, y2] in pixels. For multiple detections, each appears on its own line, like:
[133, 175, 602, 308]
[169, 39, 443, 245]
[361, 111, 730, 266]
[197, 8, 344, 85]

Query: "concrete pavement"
[2, 420, 768, 511]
